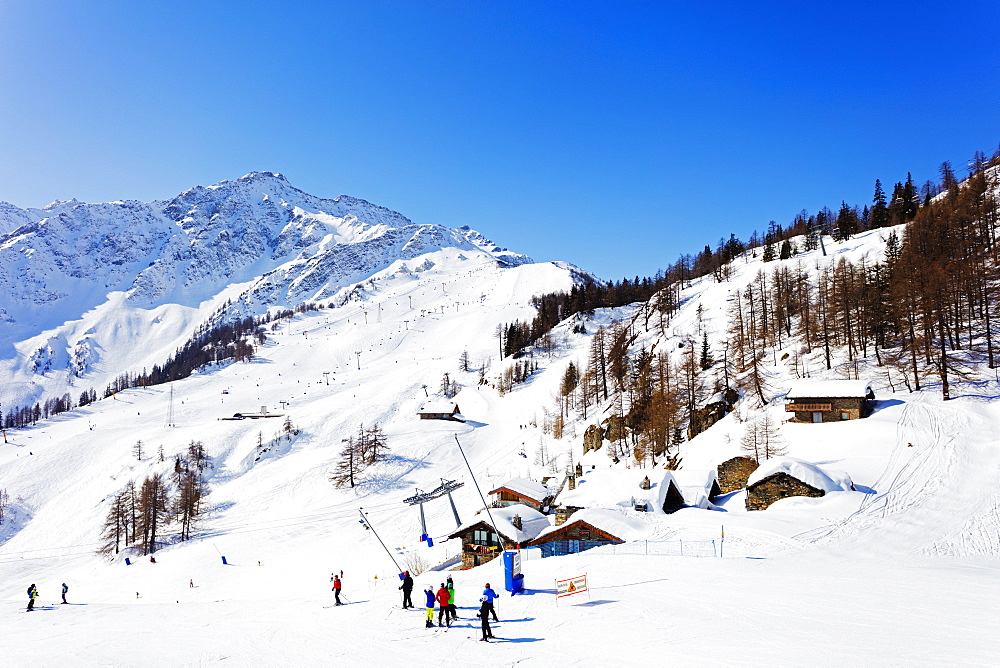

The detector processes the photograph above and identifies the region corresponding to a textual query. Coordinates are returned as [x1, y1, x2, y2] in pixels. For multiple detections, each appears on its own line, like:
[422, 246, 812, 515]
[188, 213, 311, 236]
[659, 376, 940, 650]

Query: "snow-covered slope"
[2, 202, 1000, 664]
[0, 172, 552, 410]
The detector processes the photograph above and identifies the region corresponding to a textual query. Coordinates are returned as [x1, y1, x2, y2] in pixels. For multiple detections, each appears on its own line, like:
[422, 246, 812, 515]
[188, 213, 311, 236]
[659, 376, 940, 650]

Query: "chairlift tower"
[166, 386, 175, 427]
[403, 478, 465, 543]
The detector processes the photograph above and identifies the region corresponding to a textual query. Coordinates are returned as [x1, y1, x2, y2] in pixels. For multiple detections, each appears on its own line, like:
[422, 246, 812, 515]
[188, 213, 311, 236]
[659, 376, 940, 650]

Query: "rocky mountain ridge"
[0, 172, 559, 408]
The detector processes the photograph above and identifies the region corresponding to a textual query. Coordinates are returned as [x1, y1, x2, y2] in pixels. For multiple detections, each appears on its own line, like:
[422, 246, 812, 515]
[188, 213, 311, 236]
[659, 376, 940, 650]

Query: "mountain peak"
[237, 171, 288, 184]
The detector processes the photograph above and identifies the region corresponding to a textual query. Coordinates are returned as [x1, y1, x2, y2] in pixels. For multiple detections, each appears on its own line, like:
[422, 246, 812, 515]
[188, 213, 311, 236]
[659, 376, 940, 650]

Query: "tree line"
[529, 146, 1000, 465]
[500, 154, 994, 362]
[2, 301, 331, 432]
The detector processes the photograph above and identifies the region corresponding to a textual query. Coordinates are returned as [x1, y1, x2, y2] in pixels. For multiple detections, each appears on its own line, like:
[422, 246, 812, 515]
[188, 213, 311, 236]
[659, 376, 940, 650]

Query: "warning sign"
[555, 574, 588, 599]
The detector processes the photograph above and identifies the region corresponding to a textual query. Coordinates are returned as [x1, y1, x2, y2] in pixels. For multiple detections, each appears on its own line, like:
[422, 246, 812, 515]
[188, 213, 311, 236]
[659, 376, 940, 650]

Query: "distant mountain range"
[0, 172, 578, 409]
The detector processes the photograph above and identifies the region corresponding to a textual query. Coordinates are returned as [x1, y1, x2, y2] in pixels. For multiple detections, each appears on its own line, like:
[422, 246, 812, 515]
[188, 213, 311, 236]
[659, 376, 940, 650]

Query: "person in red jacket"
[331, 571, 343, 606]
[435, 583, 451, 627]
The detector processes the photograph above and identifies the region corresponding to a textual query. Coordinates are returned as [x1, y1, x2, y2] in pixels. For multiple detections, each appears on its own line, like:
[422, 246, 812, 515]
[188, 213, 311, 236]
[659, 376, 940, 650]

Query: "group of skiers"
[399, 573, 499, 642]
[31, 570, 502, 641]
[25, 583, 69, 611]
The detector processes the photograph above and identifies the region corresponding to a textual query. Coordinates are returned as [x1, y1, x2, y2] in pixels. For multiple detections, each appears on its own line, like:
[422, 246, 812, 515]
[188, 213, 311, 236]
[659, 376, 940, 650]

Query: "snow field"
[2, 222, 1000, 664]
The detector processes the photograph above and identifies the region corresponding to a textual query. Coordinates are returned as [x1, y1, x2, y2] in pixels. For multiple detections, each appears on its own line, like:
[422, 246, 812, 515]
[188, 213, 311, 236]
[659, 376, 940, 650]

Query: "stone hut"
[717, 456, 760, 493]
[784, 380, 874, 423]
[446, 504, 548, 568]
[745, 457, 855, 511]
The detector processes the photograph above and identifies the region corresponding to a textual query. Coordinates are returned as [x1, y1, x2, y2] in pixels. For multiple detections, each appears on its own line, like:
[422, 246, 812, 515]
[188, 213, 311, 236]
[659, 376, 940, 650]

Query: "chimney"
[567, 475, 576, 491]
[260, 405, 268, 415]
[575, 462, 583, 477]
[555, 506, 581, 526]
[641, 475, 651, 490]
[512, 514, 522, 530]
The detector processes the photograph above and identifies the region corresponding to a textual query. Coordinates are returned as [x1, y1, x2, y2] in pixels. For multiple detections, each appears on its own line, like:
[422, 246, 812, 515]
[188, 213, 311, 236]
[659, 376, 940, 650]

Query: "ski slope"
[2, 225, 1000, 665]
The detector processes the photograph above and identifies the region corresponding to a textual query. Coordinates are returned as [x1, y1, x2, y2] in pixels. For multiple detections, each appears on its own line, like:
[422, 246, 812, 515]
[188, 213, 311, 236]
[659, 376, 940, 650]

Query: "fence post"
[645, 540, 648, 556]
[680, 539, 683, 557]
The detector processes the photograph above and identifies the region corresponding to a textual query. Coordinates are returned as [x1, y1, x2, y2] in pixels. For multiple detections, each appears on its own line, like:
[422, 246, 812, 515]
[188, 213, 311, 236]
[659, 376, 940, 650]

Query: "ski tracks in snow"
[799, 392, 1000, 558]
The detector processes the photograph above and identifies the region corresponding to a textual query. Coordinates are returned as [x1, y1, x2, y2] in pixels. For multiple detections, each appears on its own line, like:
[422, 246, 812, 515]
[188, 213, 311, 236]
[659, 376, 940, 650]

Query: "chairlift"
[403, 479, 465, 544]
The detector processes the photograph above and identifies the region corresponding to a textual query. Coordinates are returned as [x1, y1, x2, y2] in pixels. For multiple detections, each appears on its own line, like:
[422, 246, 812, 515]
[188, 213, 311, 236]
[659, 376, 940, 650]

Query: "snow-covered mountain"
[0, 172, 569, 409]
[2, 177, 1000, 664]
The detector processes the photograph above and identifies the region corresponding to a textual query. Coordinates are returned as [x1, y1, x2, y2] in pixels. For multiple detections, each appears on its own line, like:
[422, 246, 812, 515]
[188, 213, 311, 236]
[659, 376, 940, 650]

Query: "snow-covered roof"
[786, 380, 873, 399]
[417, 399, 459, 414]
[448, 503, 549, 544]
[558, 468, 680, 514]
[746, 457, 854, 493]
[530, 508, 647, 543]
[488, 477, 550, 503]
[670, 469, 720, 509]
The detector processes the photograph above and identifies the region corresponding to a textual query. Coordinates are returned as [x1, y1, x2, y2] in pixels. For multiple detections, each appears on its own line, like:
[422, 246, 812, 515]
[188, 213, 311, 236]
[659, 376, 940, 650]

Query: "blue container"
[503, 551, 524, 594]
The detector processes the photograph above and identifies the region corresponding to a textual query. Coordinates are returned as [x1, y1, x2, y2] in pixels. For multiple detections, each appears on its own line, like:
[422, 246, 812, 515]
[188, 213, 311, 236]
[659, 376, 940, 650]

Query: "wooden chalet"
[446, 504, 548, 568]
[417, 399, 462, 421]
[526, 508, 628, 558]
[488, 478, 551, 511]
[785, 380, 875, 423]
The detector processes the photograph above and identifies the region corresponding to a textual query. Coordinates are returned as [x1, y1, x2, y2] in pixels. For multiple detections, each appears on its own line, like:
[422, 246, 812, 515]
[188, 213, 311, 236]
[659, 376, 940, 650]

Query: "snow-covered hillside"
[2, 200, 1000, 664]
[0, 172, 552, 410]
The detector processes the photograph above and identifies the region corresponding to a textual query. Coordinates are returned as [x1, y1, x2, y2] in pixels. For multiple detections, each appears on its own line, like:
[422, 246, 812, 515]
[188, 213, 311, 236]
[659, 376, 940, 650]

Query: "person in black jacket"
[399, 571, 414, 609]
[478, 596, 495, 641]
[27, 584, 38, 611]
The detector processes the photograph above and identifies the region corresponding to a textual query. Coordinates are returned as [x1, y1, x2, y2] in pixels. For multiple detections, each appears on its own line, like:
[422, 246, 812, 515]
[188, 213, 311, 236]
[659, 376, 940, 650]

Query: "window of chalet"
[840, 411, 850, 420]
[473, 529, 496, 546]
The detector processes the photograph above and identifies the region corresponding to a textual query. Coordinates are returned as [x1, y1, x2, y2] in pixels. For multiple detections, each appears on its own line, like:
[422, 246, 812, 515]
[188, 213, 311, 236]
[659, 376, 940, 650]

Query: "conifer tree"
[870, 179, 889, 229]
[699, 333, 714, 371]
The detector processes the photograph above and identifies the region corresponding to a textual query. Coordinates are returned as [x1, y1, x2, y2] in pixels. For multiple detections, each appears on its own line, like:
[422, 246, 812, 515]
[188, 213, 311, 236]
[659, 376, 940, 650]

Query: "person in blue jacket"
[481, 582, 499, 621]
[423, 587, 436, 628]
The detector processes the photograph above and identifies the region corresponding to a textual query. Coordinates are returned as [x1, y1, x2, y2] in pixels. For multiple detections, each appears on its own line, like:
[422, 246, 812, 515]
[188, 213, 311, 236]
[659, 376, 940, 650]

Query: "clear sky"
[1, 1, 998, 280]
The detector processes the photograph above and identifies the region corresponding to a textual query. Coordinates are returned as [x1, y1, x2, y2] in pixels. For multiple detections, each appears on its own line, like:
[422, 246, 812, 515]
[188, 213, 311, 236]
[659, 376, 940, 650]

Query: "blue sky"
[1, 1, 998, 280]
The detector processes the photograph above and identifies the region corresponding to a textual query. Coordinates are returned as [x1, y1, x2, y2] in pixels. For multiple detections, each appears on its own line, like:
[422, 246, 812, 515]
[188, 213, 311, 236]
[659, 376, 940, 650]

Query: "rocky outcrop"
[583, 424, 604, 453]
[687, 388, 739, 439]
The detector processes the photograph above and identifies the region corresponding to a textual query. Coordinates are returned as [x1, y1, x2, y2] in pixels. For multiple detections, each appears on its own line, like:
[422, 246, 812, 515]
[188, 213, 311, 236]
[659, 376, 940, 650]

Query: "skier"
[482, 582, 499, 621]
[435, 583, 451, 627]
[61, 583, 69, 604]
[26, 584, 38, 611]
[189, 579, 194, 588]
[478, 596, 495, 641]
[446, 576, 457, 621]
[423, 587, 436, 628]
[399, 570, 414, 609]
[331, 572, 343, 606]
